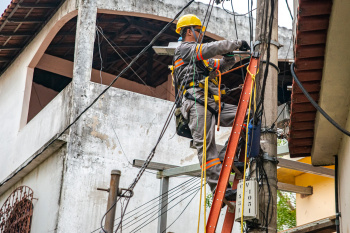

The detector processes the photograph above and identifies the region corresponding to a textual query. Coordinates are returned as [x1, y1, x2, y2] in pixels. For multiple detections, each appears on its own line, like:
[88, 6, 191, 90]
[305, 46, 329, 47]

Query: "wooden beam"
[134, 159, 316, 194]
[49, 43, 151, 48]
[277, 182, 313, 195]
[0, 32, 34, 37]
[278, 157, 334, 178]
[7, 18, 44, 23]
[0, 45, 21, 50]
[18, 3, 59, 8]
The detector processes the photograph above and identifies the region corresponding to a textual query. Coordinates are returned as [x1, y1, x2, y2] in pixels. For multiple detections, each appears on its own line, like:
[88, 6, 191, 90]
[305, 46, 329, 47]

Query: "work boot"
[225, 189, 237, 201]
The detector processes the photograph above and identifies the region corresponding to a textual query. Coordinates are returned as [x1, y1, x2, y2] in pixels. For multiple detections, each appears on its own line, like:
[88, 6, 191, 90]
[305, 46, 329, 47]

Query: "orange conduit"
[221, 64, 246, 75]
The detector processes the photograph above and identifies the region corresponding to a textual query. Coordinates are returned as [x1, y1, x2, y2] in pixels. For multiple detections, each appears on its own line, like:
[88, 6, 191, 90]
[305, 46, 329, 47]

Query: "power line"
[285, 0, 293, 20]
[161, 187, 200, 233]
[120, 181, 200, 231]
[291, 63, 350, 137]
[129, 186, 201, 233]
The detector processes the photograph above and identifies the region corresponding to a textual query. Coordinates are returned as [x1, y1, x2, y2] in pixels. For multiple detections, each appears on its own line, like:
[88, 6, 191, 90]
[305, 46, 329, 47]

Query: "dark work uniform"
[173, 40, 242, 192]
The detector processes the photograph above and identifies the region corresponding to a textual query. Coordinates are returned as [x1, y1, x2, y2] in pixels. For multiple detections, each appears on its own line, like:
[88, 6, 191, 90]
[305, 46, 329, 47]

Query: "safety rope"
[240, 65, 258, 233]
[197, 77, 209, 233]
[217, 70, 222, 131]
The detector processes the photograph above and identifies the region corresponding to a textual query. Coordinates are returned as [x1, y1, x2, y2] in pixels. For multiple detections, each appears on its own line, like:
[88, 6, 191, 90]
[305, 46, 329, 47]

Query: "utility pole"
[251, 0, 279, 232]
[98, 170, 121, 233]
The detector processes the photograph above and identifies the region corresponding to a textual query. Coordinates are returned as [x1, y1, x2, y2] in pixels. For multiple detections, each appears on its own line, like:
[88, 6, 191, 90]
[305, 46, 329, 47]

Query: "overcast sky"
[0, 0, 293, 28]
[197, 0, 294, 29]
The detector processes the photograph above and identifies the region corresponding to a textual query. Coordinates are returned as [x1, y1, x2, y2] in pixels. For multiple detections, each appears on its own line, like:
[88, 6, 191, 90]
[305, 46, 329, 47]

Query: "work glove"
[239, 40, 251, 51]
[222, 51, 235, 57]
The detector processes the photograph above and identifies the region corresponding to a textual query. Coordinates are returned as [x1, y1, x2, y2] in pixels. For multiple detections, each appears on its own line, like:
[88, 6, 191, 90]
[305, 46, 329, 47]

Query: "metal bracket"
[118, 188, 134, 198]
[262, 153, 278, 164]
[261, 127, 277, 134]
[254, 40, 283, 49]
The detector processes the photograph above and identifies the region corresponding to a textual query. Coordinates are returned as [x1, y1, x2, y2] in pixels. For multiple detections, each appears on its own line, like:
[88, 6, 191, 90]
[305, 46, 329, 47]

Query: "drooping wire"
[129, 186, 201, 232]
[291, 63, 350, 137]
[114, 178, 200, 229]
[109, 1, 216, 231]
[221, 1, 257, 17]
[162, 187, 200, 233]
[285, 0, 294, 20]
[96, 1, 197, 232]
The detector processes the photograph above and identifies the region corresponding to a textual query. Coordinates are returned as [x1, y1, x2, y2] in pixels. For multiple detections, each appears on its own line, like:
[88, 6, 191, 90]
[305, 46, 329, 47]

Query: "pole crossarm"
[278, 158, 334, 178]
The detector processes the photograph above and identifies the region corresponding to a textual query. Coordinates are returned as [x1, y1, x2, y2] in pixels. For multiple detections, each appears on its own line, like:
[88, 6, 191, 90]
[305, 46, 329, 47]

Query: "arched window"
[0, 186, 34, 233]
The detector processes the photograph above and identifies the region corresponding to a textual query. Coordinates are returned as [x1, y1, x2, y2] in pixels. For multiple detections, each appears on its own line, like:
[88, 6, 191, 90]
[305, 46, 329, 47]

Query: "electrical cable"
[103, 1, 216, 231]
[0, 0, 196, 197]
[116, 178, 200, 229]
[95, 1, 197, 232]
[255, 0, 276, 122]
[291, 63, 350, 137]
[129, 186, 201, 233]
[161, 187, 200, 233]
[285, 0, 293, 20]
[90, 177, 199, 233]
[221, 1, 257, 17]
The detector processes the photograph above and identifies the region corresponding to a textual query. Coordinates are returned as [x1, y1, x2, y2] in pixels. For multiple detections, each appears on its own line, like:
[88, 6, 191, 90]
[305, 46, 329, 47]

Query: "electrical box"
[234, 179, 259, 222]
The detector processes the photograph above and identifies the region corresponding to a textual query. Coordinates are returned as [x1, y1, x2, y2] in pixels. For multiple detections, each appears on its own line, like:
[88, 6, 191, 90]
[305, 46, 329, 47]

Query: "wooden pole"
[251, 0, 279, 231]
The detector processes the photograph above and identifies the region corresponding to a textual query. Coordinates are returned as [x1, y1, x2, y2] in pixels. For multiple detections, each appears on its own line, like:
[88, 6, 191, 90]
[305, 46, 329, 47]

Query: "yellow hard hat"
[175, 14, 206, 34]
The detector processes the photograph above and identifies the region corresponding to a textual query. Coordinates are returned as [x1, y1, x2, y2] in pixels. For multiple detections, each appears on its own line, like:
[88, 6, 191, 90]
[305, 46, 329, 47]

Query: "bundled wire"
[107, 1, 217, 232]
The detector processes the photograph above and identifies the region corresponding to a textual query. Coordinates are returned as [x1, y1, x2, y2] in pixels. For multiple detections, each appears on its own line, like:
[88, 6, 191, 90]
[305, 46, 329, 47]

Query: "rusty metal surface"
[0, 186, 34, 233]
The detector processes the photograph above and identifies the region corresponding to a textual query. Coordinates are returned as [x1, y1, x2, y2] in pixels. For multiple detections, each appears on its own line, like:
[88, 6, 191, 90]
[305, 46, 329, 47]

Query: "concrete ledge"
[0, 134, 67, 196]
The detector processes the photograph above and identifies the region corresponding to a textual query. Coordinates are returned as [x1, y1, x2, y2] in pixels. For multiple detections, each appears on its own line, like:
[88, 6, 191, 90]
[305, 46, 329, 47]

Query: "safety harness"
[172, 48, 226, 139]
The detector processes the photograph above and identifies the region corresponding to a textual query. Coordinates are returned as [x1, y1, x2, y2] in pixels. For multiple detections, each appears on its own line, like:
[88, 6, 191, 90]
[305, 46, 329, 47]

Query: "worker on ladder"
[173, 14, 250, 202]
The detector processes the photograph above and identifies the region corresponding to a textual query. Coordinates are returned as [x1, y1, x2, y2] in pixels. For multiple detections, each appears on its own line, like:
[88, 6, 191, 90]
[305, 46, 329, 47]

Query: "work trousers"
[180, 88, 237, 192]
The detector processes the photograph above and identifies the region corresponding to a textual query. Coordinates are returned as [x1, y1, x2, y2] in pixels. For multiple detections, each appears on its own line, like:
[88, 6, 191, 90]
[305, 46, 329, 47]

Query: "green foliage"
[277, 138, 288, 147]
[206, 193, 213, 209]
[277, 190, 296, 231]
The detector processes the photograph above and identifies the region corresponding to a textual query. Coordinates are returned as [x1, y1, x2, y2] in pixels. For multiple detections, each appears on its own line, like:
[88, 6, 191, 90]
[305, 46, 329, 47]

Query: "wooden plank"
[18, 3, 59, 8]
[289, 146, 312, 154]
[278, 158, 334, 178]
[7, 18, 44, 23]
[277, 182, 312, 195]
[0, 32, 34, 36]
[299, 0, 332, 17]
[292, 93, 319, 104]
[294, 70, 322, 81]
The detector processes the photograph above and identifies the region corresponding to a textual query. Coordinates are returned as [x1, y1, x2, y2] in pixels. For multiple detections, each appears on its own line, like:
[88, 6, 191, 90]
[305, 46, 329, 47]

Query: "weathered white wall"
[0, 0, 292, 232]
[0, 147, 66, 233]
[56, 82, 232, 232]
[337, 107, 350, 233]
[0, 0, 76, 182]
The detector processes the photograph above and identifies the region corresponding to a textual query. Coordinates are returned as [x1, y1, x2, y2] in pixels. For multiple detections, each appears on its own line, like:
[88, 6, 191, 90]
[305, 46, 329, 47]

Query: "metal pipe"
[104, 170, 121, 233]
[335, 155, 340, 233]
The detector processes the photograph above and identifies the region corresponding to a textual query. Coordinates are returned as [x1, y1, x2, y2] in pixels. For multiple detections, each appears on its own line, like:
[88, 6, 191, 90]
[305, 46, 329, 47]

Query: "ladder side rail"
[221, 147, 246, 232]
[206, 57, 260, 233]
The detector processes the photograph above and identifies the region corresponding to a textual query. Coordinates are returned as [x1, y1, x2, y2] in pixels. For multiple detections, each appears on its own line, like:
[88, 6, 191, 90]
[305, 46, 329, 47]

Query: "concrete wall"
[337, 107, 350, 233]
[0, 0, 292, 232]
[0, 147, 66, 233]
[56, 82, 232, 232]
[0, 0, 76, 182]
[295, 173, 335, 225]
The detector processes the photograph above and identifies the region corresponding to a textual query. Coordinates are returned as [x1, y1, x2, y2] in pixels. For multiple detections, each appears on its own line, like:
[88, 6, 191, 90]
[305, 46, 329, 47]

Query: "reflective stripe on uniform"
[174, 58, 185, 68]
[200, 158, 221, 170]
[196, 44, 204, 60]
